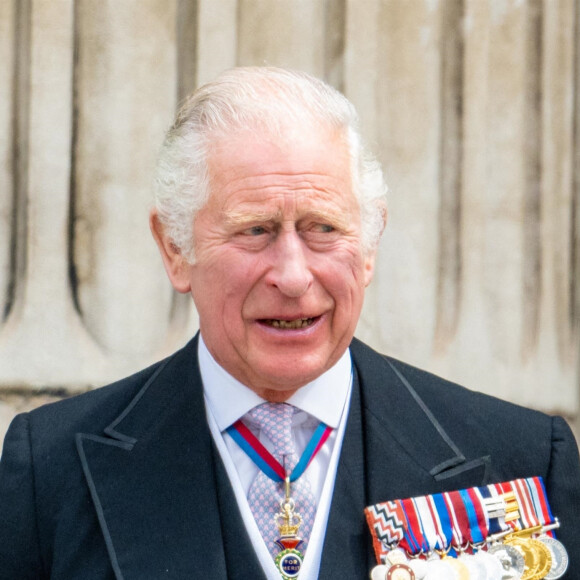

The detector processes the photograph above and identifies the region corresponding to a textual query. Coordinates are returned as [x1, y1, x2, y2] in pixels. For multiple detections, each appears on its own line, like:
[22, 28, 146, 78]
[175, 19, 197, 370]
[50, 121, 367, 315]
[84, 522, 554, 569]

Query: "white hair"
[154, 66, 387, 261]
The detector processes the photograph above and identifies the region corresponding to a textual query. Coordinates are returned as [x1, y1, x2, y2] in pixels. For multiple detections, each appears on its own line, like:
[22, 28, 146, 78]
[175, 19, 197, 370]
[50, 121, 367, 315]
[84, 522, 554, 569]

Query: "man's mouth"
[262, 317, 316, 329]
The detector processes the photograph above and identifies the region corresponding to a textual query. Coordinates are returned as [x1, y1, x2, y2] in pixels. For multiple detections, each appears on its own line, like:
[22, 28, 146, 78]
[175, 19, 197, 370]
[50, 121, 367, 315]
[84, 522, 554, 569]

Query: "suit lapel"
[320, 339, 492, 577]
[76, 338, 230, 580]
[351, 338, 491, 503]
[318, 368, 373, 579]
[212, 443, 267, 580]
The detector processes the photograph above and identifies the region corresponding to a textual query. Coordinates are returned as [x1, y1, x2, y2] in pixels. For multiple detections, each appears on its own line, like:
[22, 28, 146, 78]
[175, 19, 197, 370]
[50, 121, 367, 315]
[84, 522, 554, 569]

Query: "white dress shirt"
[200, 336, 352, 580]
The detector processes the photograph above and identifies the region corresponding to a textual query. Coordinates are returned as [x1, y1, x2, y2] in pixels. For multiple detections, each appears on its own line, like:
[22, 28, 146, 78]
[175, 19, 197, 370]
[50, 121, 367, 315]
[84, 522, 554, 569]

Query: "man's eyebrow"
[305, 209, 351, 230]
[223, 209, 282, 226]
[224, 208, 351, 229]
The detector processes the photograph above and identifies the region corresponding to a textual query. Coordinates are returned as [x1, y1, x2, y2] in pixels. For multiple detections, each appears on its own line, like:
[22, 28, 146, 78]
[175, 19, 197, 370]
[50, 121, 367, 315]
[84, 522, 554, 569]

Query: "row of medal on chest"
[370, 520, 567, 580]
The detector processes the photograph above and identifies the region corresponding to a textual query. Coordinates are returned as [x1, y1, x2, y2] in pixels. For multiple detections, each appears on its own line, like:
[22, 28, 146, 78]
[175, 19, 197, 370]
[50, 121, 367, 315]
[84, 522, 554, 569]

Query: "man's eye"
[243, 226, 267, 236]
[313, 224, 335, 233]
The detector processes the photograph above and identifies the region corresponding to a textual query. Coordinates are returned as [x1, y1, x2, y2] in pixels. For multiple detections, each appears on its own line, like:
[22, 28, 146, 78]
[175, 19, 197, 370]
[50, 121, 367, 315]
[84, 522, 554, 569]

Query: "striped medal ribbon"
[227, 419, 332, 484]
[227, 418, 332, 579]
[365, 477, 564, 580]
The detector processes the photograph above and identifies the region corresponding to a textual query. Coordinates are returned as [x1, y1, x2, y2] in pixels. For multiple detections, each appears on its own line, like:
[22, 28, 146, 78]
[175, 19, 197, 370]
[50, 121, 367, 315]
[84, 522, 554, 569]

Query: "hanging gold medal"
[273, 478, 305, 580]
[505, 531, 552, 580]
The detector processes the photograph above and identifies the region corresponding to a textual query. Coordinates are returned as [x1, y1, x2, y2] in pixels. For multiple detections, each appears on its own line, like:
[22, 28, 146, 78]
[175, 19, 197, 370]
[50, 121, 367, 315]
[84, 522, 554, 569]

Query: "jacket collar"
[351, 337, 490, 501]
[76, 336, 237, 580]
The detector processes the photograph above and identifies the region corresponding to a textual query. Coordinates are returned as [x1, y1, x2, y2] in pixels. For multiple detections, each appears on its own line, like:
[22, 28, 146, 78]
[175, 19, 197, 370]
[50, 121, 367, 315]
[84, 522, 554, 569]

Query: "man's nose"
[266, 231, 313, 297]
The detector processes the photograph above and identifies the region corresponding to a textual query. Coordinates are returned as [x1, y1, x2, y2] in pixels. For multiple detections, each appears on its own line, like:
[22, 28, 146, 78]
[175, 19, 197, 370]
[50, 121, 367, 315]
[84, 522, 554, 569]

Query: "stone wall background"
[0, 0, 579, 449]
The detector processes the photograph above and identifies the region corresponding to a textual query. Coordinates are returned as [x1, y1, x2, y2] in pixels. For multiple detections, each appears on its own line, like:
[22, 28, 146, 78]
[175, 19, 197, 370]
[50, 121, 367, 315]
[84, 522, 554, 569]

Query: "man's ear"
[149, 208, 192, 294]
[363, 250, 377, 287]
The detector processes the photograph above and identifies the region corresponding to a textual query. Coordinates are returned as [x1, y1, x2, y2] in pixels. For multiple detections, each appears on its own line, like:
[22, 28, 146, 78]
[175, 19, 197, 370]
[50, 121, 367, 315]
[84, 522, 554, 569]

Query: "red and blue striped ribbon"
[399, 498, 428, 554]
[526, 477, 556, 537]
[459, 488, 486, 544]
[431, 492, 453, 551]
[227, 418, 332, 483]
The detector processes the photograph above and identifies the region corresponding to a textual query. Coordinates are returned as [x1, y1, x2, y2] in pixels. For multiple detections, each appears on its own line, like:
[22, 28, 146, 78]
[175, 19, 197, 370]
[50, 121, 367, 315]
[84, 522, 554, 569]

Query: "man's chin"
[241, 355, 330, 399]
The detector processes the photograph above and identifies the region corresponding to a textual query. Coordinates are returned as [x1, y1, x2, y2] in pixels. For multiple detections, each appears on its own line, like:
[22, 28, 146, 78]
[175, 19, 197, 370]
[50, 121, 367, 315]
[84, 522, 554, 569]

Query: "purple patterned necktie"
[247, 402, 317, 558]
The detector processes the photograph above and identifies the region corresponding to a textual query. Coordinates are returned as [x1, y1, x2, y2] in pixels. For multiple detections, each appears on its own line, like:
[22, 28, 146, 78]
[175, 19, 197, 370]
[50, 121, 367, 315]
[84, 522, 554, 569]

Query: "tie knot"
[249, 402, 296, 458]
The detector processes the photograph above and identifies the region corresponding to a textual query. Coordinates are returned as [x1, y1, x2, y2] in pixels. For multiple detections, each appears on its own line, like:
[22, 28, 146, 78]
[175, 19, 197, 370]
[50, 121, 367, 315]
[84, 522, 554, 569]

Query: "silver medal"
[370, 564, 390, 580]
[407, 558, 429, 579]
[540, 536, 569, 579]
[473, 550, 512, 580]
[486, 544, 524, 580]
[458, 552, 488, 580]
[385, 548, 410, 567]
[422, 558, 459, 580]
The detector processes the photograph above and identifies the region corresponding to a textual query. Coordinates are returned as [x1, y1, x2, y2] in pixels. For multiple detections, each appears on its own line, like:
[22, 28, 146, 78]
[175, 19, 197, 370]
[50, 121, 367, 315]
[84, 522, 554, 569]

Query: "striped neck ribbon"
[227, 417, 332, 483]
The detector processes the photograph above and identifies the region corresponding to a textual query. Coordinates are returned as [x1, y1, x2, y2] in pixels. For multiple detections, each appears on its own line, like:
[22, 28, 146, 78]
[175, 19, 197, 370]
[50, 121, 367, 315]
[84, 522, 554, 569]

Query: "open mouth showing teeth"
[263, 318, 315, 329]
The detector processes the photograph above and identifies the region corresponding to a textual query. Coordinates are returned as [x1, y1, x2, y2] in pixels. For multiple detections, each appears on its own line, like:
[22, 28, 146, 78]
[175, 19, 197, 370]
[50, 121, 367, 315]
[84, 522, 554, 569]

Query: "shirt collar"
[199, 334, 352, 431]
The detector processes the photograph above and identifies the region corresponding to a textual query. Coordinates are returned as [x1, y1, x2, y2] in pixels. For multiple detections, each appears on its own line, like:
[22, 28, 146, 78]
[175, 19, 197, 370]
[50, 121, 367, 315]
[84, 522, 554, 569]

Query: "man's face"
[156, 127, 377, 401]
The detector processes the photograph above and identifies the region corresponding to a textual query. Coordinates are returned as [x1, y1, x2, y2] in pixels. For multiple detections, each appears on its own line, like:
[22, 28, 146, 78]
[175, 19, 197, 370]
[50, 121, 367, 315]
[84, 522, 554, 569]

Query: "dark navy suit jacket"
[1, 336, 579, 579]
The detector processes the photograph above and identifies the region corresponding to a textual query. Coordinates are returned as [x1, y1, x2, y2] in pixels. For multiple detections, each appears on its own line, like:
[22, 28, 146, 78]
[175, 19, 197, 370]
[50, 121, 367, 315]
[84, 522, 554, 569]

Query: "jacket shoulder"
[22, 340, 196, 442]
[349, 337, 553, 436]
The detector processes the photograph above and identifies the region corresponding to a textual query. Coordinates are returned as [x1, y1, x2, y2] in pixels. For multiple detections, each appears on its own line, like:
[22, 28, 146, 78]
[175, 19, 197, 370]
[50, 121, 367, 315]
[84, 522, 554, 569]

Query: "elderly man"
[1, 67, 579, 580]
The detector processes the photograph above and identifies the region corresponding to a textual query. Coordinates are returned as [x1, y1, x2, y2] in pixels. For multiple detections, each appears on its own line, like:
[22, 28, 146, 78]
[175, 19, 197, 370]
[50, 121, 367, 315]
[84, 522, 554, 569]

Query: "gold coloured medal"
[273, 479, 305, 580]
[526, 539, 552, 580]
[505, 536, 552, 580]
[444, 556, 471, 580]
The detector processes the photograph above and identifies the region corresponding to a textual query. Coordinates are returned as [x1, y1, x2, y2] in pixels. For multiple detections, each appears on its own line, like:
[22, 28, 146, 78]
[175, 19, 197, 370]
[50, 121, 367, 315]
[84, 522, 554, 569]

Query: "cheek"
[203, 253, 266, 310]
[325, 245, 368, 284]
[317, 255, 367, 304]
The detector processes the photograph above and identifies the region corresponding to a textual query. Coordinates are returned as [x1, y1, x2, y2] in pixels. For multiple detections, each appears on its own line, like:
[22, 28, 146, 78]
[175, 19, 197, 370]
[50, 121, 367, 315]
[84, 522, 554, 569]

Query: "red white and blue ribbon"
[414, 495, 445, 552]
[526, 477, 556, 537]
[398, 497, 429, 554]
[512, 478, 537, 530]
[365, 476, 560, 563]
[430, 492, 454, 552]
[493, 481, 521, 531]
[443, 490, 470, 552]
[459, 487, 488, 544]
[478, 484, 507, 535]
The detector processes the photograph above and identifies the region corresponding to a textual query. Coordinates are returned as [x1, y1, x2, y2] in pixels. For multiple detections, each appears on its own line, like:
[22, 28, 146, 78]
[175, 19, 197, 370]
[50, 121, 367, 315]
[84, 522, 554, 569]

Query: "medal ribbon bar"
[365, 476, 566, 580]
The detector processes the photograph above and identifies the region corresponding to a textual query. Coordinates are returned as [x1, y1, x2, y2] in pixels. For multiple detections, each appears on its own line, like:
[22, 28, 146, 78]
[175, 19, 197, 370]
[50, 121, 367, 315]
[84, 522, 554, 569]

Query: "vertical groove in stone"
[177, 0, 199, 101]
[5, 0, 31, 321]
[434, 0, 464, 352]
[323, 0, 346, 92]
[570, 0, 580, 434]
[171, 0, 199, 332]
[521, 0, 543, 360]
[68, 0, 81, 316]
[572, 1, 580, 340]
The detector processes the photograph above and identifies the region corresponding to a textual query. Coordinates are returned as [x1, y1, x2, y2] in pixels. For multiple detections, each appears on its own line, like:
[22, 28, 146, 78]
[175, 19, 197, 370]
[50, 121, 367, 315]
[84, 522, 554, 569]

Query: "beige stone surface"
[0, 0, 110, 389]
[197, 0, 237, 86]
[73, 0, 180, 360]
[238, 0, 326, 74]
[0, 0, 578, 447]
